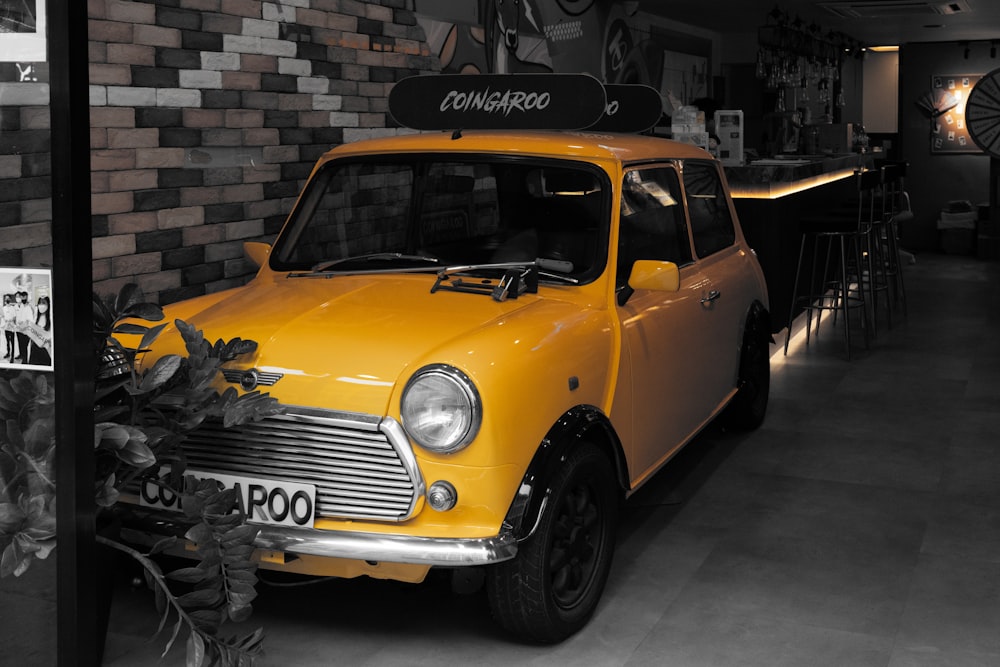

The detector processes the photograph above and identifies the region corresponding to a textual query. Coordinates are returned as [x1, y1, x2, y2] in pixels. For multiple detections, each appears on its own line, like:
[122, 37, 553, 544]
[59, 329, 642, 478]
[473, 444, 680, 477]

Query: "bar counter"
[725, 152, 876, 334]
[725, 153, 871, 199]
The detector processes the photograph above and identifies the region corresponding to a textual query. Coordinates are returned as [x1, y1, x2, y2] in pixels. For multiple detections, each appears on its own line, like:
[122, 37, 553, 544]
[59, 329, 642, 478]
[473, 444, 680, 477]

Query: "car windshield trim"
[309, 252, 440, 273]
[268, 153, 611, 286]
[288, 265, 446, 279]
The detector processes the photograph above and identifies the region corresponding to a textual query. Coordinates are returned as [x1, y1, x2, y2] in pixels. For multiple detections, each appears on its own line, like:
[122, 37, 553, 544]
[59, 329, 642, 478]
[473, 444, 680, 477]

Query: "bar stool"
[784, 169, 882, 359]
[860, 173, 895, 334]
[813, 168, 894, 334]
[877, 161, 910, 318]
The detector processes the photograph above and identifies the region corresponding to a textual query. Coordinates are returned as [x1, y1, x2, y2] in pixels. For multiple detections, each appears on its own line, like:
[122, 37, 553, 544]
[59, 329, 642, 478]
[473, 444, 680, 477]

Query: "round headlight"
[401, 365, 481, 454]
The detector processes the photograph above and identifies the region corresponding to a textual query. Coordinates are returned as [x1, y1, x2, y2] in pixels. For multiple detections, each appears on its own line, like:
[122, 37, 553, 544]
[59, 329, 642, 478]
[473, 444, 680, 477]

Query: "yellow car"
[119, 77, 770, 644]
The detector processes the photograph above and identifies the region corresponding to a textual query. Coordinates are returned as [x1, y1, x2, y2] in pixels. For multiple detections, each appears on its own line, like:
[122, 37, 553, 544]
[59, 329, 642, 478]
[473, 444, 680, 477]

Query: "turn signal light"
[427, 481, 457, 512]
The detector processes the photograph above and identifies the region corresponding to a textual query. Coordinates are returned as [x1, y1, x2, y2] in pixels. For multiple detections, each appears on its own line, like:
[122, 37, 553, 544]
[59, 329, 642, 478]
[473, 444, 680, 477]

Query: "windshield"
[270, 156, 610, 283]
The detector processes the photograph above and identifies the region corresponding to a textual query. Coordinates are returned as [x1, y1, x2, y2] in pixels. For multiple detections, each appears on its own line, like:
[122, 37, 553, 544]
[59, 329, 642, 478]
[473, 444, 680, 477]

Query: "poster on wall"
[927, 74, 982, 154]
[660, 49, 709, 106]
[0, 0, 46, 62]
[0, 268, 53, 371]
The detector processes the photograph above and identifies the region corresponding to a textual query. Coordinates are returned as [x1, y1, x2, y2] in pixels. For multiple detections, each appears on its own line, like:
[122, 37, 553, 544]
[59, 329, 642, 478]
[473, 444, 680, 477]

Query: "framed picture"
[927, 74, 982, 154]
[0, 268, 53, 371]
[0, 0, 46, 63]
[649, 25, 712, 106]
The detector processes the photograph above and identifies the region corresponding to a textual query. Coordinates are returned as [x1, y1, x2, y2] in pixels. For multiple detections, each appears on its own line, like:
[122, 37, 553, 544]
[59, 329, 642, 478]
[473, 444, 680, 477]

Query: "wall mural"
[413, 0, 712, 113]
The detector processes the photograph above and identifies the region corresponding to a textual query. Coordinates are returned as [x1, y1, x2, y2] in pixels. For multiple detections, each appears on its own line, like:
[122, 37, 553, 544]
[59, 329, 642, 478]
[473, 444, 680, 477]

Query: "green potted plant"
[1, 284, 282, 665]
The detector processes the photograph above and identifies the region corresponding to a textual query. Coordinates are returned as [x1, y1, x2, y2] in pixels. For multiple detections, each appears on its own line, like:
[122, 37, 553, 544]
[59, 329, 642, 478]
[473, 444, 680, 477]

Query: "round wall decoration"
[967, 67, 1000, 158]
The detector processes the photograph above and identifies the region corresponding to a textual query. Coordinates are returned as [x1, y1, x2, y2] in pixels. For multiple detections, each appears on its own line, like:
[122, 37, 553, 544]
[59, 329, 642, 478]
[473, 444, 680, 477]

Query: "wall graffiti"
[413, 0, 708, 107]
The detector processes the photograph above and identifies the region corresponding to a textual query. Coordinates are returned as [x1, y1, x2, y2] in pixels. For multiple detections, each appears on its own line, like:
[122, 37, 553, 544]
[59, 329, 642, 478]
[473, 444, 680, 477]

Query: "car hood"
[162, 274, 557, 414]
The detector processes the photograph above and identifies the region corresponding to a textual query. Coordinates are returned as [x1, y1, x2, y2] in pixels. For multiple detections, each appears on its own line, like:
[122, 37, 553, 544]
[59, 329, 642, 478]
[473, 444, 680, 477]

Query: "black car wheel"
[724, 308, 770, 430]
[487, 442, 618, 643]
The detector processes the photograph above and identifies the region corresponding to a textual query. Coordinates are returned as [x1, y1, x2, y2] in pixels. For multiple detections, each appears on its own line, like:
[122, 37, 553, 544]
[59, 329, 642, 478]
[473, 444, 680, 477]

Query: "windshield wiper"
[430, 258, 578, 301]
[536, 270, 579, 285]
[309, 253, 439, 273]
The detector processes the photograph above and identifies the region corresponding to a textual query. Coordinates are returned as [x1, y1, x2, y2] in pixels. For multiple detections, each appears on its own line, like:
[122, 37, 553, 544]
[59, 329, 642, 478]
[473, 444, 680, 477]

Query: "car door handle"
[701, 290, 721, 305]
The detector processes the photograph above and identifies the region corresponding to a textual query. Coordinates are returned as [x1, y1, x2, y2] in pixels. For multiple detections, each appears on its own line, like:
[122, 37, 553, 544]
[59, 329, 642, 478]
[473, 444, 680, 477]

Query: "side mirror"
[243, 241, 271, 268]
[618, 260, 679, 306]
[629, 259, 680, 292]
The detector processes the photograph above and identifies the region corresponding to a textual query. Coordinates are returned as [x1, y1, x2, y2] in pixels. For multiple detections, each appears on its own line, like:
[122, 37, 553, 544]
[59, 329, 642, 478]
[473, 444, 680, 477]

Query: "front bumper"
[116, 505, 519, 567]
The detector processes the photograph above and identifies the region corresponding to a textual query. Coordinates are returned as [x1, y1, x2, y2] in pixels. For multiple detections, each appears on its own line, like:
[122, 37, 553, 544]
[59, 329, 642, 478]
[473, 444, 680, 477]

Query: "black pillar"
[50, 0, 96, 663]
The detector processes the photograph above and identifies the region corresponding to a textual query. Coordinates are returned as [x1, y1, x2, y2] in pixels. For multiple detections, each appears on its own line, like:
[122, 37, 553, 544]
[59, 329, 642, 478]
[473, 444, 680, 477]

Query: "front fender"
[502, 405, 626, 541]
[392, 296, 617, 470]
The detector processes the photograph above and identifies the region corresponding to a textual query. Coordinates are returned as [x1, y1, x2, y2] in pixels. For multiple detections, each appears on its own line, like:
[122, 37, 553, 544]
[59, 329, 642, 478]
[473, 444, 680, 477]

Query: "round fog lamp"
[427, 481, 457, 512]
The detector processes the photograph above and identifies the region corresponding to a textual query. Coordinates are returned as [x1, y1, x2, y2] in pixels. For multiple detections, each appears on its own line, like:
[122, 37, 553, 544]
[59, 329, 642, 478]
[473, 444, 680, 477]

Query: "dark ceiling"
[645, 0, 1000, 47]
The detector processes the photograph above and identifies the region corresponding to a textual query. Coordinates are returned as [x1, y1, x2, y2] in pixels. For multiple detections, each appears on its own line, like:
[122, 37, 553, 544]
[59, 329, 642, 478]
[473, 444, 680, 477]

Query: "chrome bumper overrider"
[117, 506, 518, 567]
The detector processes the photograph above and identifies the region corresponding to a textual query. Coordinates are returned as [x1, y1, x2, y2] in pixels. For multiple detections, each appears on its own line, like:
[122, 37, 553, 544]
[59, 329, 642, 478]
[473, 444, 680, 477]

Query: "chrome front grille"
[158, 407, 423, 521]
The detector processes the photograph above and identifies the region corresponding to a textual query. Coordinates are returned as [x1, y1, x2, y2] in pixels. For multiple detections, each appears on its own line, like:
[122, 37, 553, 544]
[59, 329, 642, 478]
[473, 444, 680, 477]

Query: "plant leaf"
[221, 545, 255, 562]
[203, 487, 239, 515]
[225, 569, 258, 585]
[92, 292, 114, 329]
[137, 322, 169, 354]
[0, 502, 25, 533]
[94, 422, 131, 450]
[124, 302, 165, 322]
[186, 631, 206, 667]
[189, 609, 222, 628]
[1, 541, 25, 578]
[222, 338, 257, 361]
[220, 524, 258, 547]
[148, 536, 177, 556]
[94, 475, 119, 507]
[228, 602, 254, 623]
[185, 522, 214, 546]
[114, 283, 142, 314]
[227, 581, 257, 607]
[154, 583, 168, 616]
[117, 437, 157, 469]
[162, 617, 184, 659]
[209, 514, 243, 531]
[167, 566, 211, 584]
[138, 355, 183, 393]
[110, 322, 151, 336]
[235, 627, 265, 651]
[178, 588, 223, 609]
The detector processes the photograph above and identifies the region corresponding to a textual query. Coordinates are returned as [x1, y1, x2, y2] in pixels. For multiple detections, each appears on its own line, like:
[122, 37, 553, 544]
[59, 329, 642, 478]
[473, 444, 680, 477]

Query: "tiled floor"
[98, 251, 1000, 666]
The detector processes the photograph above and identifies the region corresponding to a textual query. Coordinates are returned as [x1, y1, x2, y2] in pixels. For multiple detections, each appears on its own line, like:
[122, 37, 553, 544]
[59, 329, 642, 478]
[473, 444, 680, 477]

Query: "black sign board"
[588, 84, 664, 133]
[388, 73, 607, 131]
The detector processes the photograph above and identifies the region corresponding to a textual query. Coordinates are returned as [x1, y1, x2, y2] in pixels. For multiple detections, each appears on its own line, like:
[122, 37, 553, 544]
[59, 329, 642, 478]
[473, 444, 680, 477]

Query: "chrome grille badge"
[222, 368, 284, 391]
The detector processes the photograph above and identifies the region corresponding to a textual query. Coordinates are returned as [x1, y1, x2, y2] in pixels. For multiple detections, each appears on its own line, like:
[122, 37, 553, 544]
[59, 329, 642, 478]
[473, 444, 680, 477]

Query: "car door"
[679, 159, 747, 414]
[611, 163, 704, 482]
[611, 161, 743, 485]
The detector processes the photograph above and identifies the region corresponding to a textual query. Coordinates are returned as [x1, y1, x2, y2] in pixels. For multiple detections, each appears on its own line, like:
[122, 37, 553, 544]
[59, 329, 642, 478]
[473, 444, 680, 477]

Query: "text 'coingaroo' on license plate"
[140, 470, 317, 528]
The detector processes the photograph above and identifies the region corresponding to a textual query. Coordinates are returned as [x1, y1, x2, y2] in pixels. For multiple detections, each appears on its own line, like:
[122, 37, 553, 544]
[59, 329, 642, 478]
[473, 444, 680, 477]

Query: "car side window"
[682, 160, 736, 258]
[617, 166, 690, 289]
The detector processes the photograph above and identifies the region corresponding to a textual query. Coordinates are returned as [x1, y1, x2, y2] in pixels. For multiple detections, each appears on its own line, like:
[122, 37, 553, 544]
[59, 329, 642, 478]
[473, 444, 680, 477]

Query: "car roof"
[324, 130, 714, 166]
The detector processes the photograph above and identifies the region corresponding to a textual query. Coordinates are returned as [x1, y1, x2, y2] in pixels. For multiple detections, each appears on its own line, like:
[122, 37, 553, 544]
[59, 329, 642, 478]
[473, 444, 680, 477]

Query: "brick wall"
[0, 0, 439, 306]
[0, 76, 53, 271]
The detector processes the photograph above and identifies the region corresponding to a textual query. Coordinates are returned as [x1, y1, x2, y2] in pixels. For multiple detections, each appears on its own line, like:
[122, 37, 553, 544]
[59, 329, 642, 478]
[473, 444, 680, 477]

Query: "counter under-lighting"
[725, 153, 873, 199]
[726, 152, 876, 333]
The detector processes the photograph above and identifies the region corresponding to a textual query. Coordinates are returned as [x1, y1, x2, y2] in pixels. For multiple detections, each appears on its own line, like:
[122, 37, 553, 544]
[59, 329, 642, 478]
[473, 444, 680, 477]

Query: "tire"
[724, 309, 770, 430]
[487, 442, 618, 644]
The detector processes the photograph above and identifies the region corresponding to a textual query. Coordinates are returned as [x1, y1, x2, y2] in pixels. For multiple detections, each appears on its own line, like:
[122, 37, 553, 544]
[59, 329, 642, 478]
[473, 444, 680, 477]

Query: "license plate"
[139, 470, 317, 528]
